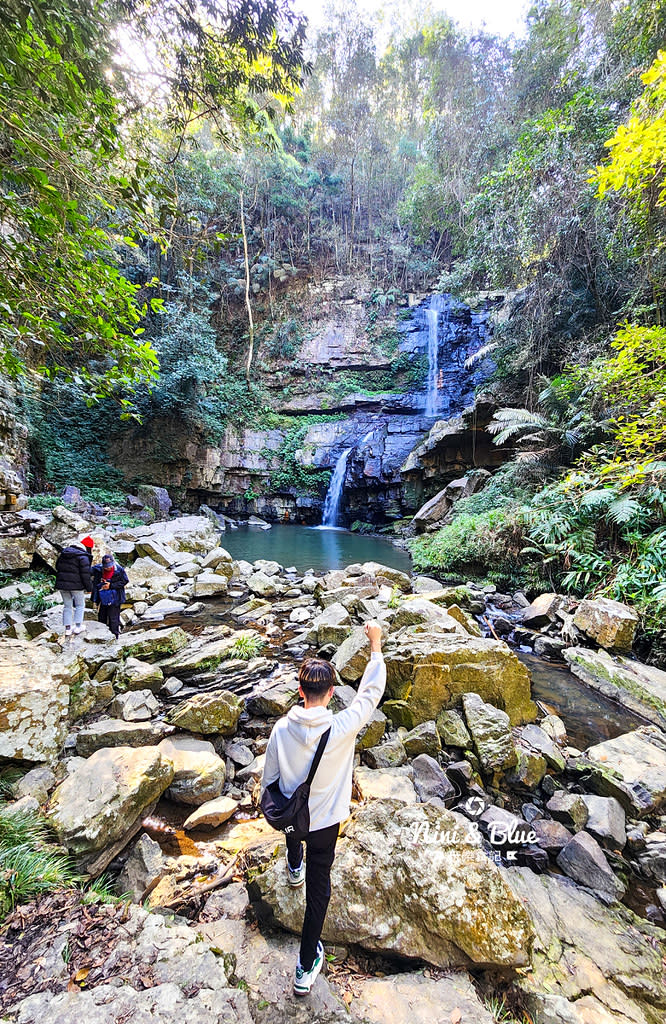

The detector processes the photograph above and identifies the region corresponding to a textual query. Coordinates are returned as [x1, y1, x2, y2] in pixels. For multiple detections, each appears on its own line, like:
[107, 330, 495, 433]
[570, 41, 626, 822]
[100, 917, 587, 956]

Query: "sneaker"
[64, 626, 72, 637]
[294, 942, 324, 996]
[285, 850, 305, 888]
[73, 624, 86, 635]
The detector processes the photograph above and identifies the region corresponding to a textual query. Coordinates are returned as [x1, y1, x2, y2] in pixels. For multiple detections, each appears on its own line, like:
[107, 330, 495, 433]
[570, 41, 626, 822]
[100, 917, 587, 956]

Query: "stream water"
[519, 652, 647, 749]
[218, 523, 412, 573]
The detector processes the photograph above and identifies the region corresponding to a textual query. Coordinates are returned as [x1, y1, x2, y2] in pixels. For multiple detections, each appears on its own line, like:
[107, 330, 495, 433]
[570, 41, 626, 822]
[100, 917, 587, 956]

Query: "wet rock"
[159, 736, 226, 806]
[557, 830, 626, 900]
[436, 708, 471, 748]
[75, 719, 173, 756]
[116, 658, 164, 693]
[462, 692, 518, 774]
[580, 726, 666, 815]
[183, 796, 240, 830]
[110, 689, 159, 721]
[581, 794, 626, 849]
[117, 832, 166, 901]
[384, 626, 536, 727]
[533, 635, 568, 659]
[564, 647, 666, 730]
[0, 639, 76, 762]
[254, 798, 533, 967]
[363, 737, 407, 768]
[546, 791, 589, 831]
[48, 745, 174, 870]
[402, 720, 441, 758]
[573, 597, 639, 653]
[353, 766, 416, 803]
[167, 690, 242, 736]
[411, 753, 455, 803]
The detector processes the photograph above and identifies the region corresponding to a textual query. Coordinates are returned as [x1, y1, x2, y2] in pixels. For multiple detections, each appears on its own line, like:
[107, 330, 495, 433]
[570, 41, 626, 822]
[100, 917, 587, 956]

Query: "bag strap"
[306, 727, 331, 787]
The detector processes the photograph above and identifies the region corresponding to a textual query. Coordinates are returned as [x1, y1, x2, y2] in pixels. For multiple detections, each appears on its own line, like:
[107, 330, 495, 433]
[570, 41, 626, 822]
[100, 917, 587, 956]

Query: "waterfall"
[424, 293, 448, 417]
[321, 447, 352, 527]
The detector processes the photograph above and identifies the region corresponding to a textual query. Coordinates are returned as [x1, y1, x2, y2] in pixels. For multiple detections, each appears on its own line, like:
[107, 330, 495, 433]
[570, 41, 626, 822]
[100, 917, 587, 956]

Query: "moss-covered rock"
[564, 647, 666, 731]
[167, 690, 242, 735]
[383, 625, 537, 727]
[253, 799, 534, 968]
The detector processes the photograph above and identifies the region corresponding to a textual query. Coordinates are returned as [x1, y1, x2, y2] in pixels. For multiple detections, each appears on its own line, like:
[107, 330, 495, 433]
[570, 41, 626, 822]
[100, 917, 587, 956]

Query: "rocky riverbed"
[1, 506, 665, 1024]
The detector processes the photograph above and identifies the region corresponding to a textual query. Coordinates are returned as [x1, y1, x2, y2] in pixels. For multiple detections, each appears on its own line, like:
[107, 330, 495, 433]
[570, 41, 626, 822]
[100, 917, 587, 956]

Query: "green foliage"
[0, 808, 77, 918]
[0, 569, 57, 615]
[408, 508, 537, 591]
[269, 423, 332, 495]
[223, 633, 266, 660]
[26, 494, 61, 511]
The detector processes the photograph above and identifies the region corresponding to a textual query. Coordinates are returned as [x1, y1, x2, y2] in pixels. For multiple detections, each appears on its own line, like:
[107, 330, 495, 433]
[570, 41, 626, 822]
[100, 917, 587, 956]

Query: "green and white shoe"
[285, 851, 305, 888]
[293, 942, 324, 996]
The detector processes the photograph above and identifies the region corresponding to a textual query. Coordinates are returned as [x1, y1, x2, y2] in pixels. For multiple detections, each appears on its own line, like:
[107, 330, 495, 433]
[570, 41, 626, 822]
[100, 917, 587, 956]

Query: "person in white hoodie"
[261, 621, 386, 996]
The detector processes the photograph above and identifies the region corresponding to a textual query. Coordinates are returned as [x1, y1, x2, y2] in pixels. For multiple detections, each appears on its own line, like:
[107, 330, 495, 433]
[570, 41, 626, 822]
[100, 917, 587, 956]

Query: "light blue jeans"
[60, 590, 85, 628]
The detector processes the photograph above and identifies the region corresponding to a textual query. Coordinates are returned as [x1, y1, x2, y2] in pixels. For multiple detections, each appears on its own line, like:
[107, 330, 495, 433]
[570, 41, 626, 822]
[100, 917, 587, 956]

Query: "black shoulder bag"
[260, 727, 331, 838]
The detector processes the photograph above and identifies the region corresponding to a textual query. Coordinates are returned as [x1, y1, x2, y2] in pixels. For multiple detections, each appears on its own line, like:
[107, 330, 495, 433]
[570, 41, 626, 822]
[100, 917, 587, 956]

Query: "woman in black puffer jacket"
[54, 537, 94, 636]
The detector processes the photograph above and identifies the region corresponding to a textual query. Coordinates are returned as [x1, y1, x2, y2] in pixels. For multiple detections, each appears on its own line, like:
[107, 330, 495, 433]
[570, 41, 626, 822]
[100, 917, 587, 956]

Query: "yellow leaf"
[74, 968, 90, 982]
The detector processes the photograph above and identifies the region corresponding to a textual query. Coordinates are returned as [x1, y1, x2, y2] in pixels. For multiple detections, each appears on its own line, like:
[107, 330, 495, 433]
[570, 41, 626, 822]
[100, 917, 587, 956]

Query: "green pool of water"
[219, 524, 412, 574]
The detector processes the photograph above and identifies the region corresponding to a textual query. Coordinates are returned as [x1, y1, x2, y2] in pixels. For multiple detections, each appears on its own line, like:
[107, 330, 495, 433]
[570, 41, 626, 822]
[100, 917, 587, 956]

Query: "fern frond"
[465, 341, 499, 369]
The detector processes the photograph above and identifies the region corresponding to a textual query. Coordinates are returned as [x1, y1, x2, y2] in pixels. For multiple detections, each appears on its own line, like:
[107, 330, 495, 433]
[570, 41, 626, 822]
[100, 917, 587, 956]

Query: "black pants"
[98, 602, 121, 638]
[286, 822, 340, 972]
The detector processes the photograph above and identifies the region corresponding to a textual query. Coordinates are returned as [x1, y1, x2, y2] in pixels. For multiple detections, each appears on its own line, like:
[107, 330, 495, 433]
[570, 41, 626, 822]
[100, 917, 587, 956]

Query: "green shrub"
[223, 633, 266, 660]
[26, 494, 61, 511]
[0, 569, 57, 614]
[0, 809, 77, 918]
[408, 508, 544, 591]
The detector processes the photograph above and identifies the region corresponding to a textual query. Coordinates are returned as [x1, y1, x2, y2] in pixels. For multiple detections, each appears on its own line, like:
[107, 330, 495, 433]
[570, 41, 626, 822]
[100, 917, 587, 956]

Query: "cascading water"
[424, 293, 448, 417]
[321, 447, 352, 527]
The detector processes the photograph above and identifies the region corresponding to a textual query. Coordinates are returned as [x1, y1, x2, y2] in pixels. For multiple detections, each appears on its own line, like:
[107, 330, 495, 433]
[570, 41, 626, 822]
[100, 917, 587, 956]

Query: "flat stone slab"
[579, 726, 666, 815]
[565, 647, 666, 730]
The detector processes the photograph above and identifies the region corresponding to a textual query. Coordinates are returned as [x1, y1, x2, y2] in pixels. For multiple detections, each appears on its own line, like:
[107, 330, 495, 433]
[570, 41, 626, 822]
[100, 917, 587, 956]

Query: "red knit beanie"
[81, 536, 95, 549]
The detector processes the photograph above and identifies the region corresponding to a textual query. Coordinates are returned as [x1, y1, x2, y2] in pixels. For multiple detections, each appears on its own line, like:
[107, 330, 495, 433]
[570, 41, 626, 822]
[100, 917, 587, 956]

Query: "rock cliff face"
[115, 283, 502, 525]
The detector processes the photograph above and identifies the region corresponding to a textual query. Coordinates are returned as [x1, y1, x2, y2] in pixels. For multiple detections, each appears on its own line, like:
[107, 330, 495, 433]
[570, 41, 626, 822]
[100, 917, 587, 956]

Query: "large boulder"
[48, 746, 174, 871]
[40, 505, 91, 552]
[120, 515, 220, 555]
[312, 602, 352, 646]
[167, 690, 242, 735]
[577, 726, 666, 816]
[520, 593, 563, 628]
[353, 766, 417, 803]
[361, 562, 411, 592]
[193, 572, 231, 597]
[254, 799, 533, 968]
[136, 484, 172, 517]
[507, 866, 666, 1024]
[158, 736, 226, 805]
[382, 625, 536, 728]
[331, 627, 372, 682]
[388, 598, 467, 635]
[573, 597, 639, 653]
[331, 684, 386, 750]
[0, 639, 82, 762]
[564, 647, 666, 730]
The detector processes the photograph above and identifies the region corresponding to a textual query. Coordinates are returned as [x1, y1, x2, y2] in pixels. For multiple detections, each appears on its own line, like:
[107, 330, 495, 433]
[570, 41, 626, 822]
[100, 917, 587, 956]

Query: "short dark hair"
[299, 658, 336, 697]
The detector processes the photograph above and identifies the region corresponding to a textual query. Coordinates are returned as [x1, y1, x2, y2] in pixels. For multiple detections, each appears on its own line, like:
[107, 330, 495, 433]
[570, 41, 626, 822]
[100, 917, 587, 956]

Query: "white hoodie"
[261, 652, 386, 832]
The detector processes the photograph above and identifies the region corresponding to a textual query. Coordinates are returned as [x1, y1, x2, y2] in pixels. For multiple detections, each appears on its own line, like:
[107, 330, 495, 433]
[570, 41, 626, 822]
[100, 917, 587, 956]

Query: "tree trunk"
[240, 191, 255, 382]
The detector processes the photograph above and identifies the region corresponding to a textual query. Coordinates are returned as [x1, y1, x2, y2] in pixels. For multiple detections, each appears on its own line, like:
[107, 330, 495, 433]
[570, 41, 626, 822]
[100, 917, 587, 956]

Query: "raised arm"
[334, 621, 386, 738]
